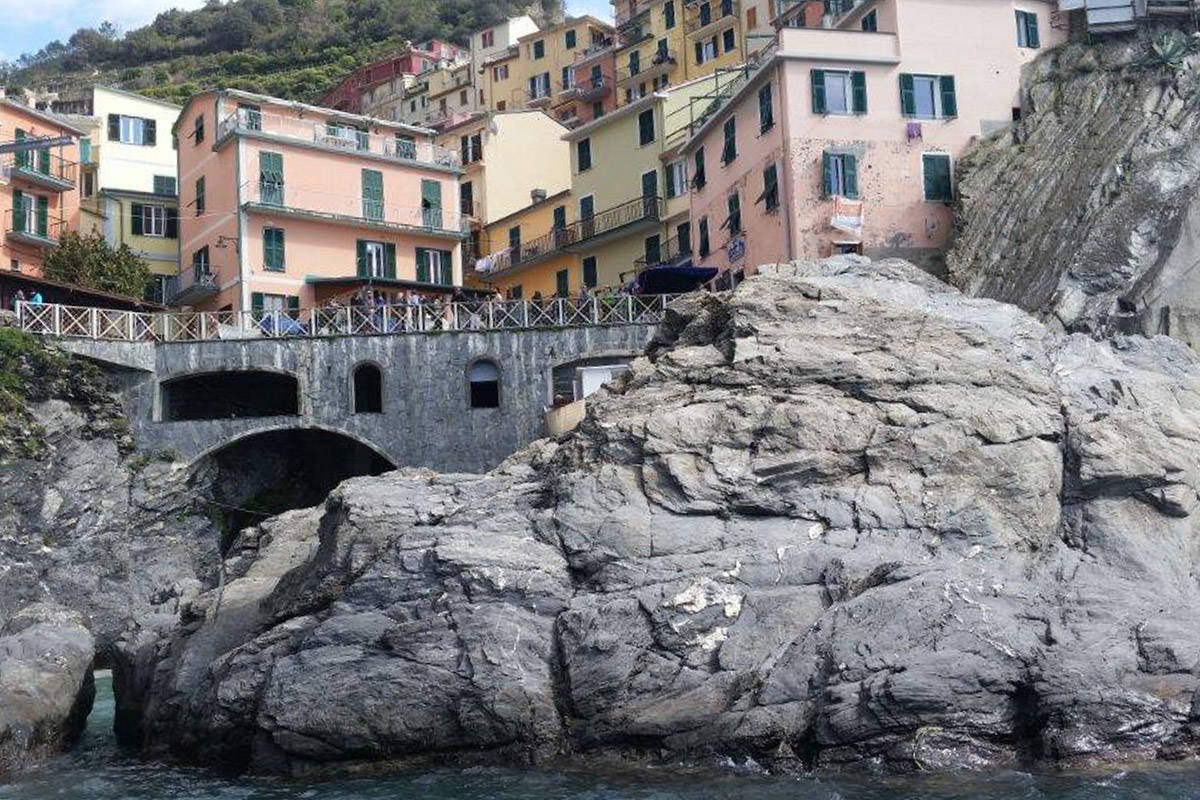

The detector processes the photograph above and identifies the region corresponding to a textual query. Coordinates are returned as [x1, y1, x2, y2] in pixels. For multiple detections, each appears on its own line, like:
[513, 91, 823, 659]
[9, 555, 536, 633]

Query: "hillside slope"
[6, 0, 561, 106]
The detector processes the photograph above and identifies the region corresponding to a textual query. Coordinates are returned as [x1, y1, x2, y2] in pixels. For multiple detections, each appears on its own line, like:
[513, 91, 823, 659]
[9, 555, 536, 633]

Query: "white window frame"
[142, 204, 167, 237]
[262, 293, 286, 313]
[364, 241, 385, 277]
[911, 74, 942, 119]
[822, 70, 853, 115]
[17, 194, 34, 235]
[699, 39, 717, 63]
[920, 151, 953, 202]
[425, 249, 451, 285]
[118, 115, 148, 145]
[667, 160, 688, 198]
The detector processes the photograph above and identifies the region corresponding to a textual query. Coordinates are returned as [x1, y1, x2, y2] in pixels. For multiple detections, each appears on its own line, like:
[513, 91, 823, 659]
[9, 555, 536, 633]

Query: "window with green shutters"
[566, 29, 577, 48]
[153, 175, 177, 196]
[415, 247, 452, 285]
[577, 138, 592, 172]
[698, 216, 710, 257]
[582, 256, 597, 287]
[721, 117, 736, 164]
[758, 163, 779, 211]
[13, 130, 27, 170]
[822, 152, 859, 199]
[263, 227, 286, 271]
[533, 39, 545, 59]
[922, 153, 953, 202]
[900, 74, 956, 119]
[556, 269, 569, 297]
[195, 177, 205, 216]
[11, 190, 26, 233]
[638, 109, 655, 146]
[259, 151, 284, 205]
[694, 146, 706, 189]
[35, 196, 48, 238]
[1016, 10, 1040, 48]
[420, 180, 443, 229]
[239, 102, 262, 131]
[724, 191, 741, 235]
[361, 169, 384, 221]
[811, 69, 866, 115]
[356, 239, 396, 278]
[664, 0, 675, 28]
[758, 84, 774, 133]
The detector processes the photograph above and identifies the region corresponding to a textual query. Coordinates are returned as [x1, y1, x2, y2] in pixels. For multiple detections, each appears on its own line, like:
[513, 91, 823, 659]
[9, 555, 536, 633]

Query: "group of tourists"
[8, 289, 44, 312]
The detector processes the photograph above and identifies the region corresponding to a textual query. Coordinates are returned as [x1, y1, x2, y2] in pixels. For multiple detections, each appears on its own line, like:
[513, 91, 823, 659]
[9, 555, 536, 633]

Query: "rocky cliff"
[949, 28, 1200, 347]
[118, 258, 1200, 776]
[0, 328, 222, 660]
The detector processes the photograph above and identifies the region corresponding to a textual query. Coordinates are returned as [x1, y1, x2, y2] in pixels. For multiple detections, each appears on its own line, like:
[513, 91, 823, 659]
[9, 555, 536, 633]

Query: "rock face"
[0, 331, 222, 659]
[0, 603, 96, 775]
[120, 258, 1200, 775]
[949, 28, 1200, 347]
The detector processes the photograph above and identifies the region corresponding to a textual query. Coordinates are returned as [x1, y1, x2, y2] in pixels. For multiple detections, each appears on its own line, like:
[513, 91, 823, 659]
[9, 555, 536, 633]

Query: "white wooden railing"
[16, 295, 679, 342]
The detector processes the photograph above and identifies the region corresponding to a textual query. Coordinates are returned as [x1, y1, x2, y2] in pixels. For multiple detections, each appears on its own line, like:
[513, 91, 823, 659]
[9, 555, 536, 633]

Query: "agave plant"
[1140, 30, 1200, 70]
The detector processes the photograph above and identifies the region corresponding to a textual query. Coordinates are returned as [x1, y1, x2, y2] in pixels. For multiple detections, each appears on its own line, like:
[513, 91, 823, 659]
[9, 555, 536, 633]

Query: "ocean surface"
[4, 672, 1200, 800]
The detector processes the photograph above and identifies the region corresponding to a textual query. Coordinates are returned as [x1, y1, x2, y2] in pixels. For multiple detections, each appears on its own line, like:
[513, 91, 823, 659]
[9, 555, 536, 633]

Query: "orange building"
[0, 99, 85, 308]
[172, 90, 466, 313]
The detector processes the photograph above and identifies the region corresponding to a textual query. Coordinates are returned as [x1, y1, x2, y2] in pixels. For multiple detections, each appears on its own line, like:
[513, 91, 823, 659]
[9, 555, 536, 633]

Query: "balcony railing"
[170, 266, 221, 306]
[562, 74, 613, 101]
[18, 295, 682, 342]
[242, 181, 468, 235]
[687, 0, 739, 33]
[217, 108, 461, 169]
[566, 195, 662, 247]
[5, 209, 65, 246]
[616, 0, 655, 28]
[573, 39, 616, 62]
[632, 234, 690, 271]
[4, 150, 78, 190]
[618, 51, 677, 82]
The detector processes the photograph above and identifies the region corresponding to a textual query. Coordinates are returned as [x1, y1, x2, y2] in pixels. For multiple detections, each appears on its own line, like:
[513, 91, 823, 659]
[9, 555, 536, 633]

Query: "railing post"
[89, 307, 98, 338]
[382, 304, 390, 334]
[626, 295, 634, 323]
[557, 299, 565, 326]
[522, 300, 529, 329]
[127, 310, 135, 341]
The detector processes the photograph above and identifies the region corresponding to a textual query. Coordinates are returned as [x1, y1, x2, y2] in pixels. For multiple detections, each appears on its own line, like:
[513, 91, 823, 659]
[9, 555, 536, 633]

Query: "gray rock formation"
[949, 29, 1200, 347]
[0, 332, 223, 659]
[118, 258, 1200, 775]
[0, 603, 95, 775]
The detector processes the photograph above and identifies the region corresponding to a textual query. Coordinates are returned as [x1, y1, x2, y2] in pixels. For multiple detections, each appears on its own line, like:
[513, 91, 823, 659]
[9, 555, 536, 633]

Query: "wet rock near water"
[118, 257, 1200, 775]
[0, 603, 96, 776]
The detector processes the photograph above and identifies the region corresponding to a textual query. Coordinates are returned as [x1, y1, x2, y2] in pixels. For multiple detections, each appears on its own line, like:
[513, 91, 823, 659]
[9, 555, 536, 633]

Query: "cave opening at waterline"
[195, 428, 394, 551]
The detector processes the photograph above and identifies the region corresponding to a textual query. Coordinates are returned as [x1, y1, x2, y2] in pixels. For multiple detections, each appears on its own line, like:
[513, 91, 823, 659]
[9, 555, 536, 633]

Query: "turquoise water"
[4, 673, 1200, 799]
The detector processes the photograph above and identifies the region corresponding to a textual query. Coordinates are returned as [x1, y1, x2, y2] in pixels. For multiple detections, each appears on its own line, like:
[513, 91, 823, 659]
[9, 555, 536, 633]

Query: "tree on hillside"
[43, 232, 152, 300]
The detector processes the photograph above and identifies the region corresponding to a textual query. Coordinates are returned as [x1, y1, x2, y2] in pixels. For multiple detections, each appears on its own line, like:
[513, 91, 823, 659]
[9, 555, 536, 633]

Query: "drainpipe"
[775, 61, 795, 262]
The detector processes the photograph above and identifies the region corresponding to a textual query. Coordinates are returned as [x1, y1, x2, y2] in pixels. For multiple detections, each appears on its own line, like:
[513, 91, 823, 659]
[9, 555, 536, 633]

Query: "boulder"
[0, 603, 96, 775]
[117, 258, 1200, 775]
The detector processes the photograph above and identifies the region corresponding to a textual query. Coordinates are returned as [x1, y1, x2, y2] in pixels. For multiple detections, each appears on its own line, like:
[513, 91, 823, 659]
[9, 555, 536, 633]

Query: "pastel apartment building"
[53, 86, 183, 303]
[0, 99, 83, 309]
[325, 41, 464, 115]
[680, 0, 1062, 282]
[473, 188, 581, 298]
[172, 89, 465, 314]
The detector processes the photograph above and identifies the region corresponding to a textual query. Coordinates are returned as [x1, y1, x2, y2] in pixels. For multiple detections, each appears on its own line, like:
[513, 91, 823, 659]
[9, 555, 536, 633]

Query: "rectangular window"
[194, 176, 205, 216]
[394, 133, 416, 159]
[822, 152, 859, 199]
[145, 205, 167, 237]
[811, 69, 867, 115]
[1016, 9, 1040, 48]
[421, 179, 443, 228]
[665, 0, 675, 28]
[699, 2, 712, 24]
[582, 256, 597, 287]
[721, 116, 736, 164]
[694, 146, 706, 189]
[153, 175, 177, 196]
[109, 114, 156, 146]
[193, 114, 204, 145]
[638, 109, 656, 146]
[259, 151, 284, 206]
[362, 168, 384, 221]
[192, 246, 209, 281]
[629, 50, 641, 76]
[922, 153, 953, 201]
[83, 171, 94, 198]
[494, 65, 509, 81]
[462, 181, 475, 216]
[666, 159, 687, 198]
[641, 168, 659, 202]
[556, 269, 569, 297]
[533, 39, 546, 59]
[698, 216, 710, 257]
[238, 102, 262, 130]
[746, 6, 757, 28]
[460, 132, 483, 163]
[361, 240, 387, 277]
[415, 247, 451, 284]
[861, 9, 877, 31]
[644, 234, 661, 265]
[566, 29, 577, 48]
[722, 28, 735, 53]
[758, 84, 773, 133]
[676, 221, 690, 255]
[759, 163, 779, 211]
[725, 191, 741, 235]
[592, 101, 604, 119]
[263, 227, 286, 271]
[900, 74, 956, 119]
[482, 30, 494, 47]
[562, 65, 574, 90]
[578, 138, 592, 172]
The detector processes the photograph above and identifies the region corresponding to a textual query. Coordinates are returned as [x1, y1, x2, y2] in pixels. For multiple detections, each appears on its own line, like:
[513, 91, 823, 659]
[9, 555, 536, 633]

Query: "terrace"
[241, 181, 469, 239]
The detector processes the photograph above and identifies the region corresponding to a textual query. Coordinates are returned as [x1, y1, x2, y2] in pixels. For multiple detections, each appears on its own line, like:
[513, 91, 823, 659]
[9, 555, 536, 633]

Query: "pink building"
[680, 0, 1062, 282]
[319, 41, 466, 113]
[172, 90, 465, 314]
[559, 44, 619, 127]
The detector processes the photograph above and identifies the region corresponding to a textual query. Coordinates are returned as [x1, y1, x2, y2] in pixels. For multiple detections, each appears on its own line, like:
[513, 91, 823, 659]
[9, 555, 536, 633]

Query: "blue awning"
[636, 262, 716, 294]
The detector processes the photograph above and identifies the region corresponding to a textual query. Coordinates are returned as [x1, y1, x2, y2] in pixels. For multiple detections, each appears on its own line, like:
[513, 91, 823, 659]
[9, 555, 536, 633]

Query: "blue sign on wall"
[728, 236, 746, 263]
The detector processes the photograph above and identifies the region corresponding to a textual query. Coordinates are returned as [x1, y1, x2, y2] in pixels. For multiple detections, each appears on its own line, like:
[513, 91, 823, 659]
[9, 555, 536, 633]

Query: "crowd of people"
[8, 289, 45, 311]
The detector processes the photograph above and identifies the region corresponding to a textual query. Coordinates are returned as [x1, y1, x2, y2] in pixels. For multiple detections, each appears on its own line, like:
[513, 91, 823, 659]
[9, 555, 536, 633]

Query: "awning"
[0, 271, 163, 310]
[635, 263, 717, 294]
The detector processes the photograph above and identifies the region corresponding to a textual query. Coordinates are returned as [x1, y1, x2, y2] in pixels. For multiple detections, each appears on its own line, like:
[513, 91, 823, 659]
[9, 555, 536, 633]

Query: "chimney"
[531, 188, 547, 203]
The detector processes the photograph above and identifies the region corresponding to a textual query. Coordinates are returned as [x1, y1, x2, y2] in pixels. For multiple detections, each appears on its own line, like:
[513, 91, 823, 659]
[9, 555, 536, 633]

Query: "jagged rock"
[117, 257, 1200, 775]
[0, 603, 95, 775]
[950, 28, 1200, 348]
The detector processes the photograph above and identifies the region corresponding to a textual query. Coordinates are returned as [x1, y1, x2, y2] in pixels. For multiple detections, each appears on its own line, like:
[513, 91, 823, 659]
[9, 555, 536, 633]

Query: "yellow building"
[473, 189, 581, 298]
[560, 74, 722, 291]
[613, 0, 689, 105]
[682, 0, 746, 78]
[480, 16, 616, 124]
[53, 86, 182, 303]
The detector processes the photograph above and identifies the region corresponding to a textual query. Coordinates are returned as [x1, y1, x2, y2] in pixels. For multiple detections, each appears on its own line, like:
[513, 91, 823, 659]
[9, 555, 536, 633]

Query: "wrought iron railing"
[17, 294, 681, 342]
[566, 195, 662, 245]
[4, 150, 78, 187]
[4, 209, 65, 243]
[632, 234, 690, 271]
[242, 181, 468, 234]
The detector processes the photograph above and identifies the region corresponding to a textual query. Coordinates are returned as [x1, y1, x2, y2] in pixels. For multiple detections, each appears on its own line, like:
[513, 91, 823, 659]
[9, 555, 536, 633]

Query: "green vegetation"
[43, 231, 152, 300]
[4, 0, 562, 106]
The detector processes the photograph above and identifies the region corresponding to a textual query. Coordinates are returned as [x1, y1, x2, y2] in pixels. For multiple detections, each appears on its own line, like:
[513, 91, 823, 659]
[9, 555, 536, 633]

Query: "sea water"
[4, 672, 1200, 800]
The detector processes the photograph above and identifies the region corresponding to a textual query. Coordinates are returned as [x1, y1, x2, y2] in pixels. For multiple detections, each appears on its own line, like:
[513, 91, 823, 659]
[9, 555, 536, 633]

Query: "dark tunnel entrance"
[161, 371, 299, 421]
[195, 428, 393, 551]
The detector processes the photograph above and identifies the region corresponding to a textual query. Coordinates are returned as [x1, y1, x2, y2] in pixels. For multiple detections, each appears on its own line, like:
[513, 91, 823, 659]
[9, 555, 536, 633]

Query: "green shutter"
[131, 203, 144, 236]
[286, 296, 300, 313]
[12, 190, 23, 231]
[251, 292, 264, 313]
[356, 239, 368, 277]
[384, 243, 396, 278]
[37, 146, 50, 175]
[939, 75, 958, 118]
[899, 73, 916, 117]
[13, 130, 26, 169]
[440, 251, 452, 284]
[923, 154, 952, 201]
[145, 119, 157, 146]
[843, 155, 859, 200]
[1028, 14, 1040, 48]
[415, 247, 430, 283]
[107, 115, 120, 141]
[851, 71, 868, 114]
[166, 208, 178, 239]
[362, 169, 384, 221]
[264, 228, 285, 270]
[421, 180, 442, 229]
[821, 152, 834, 198]
[36, 196, 48, 237]
[811, 69, 826, 114]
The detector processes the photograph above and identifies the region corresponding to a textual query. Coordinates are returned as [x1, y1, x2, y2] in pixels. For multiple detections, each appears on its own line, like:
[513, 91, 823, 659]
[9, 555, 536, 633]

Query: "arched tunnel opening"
[161, 371, 299, 421]
[193, 428, 394, 551]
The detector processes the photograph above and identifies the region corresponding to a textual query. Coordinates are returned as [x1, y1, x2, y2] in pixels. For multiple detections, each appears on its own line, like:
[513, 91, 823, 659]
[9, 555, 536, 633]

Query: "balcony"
[5, 209, 65, 248]
[686, 0, 739, 35]
[5, 150, 78, 192]
[242, 181, 468, 239]
[561, 74, 612, 102]
[632, 234, 691, 272]
[561, 195, 663, 252]
[573, 39, 615, 63]
[170, 265, 221, 307]
[217, 108, 461, 170]
[775, 26, 901, 62]
[618, 50, 677, 84]
[477, 226, 571, 277]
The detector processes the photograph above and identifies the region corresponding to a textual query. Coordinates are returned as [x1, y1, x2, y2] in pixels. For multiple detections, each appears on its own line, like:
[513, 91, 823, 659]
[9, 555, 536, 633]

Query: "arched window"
[468, 360, 500, 408]
[353, 363, 383, 413]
